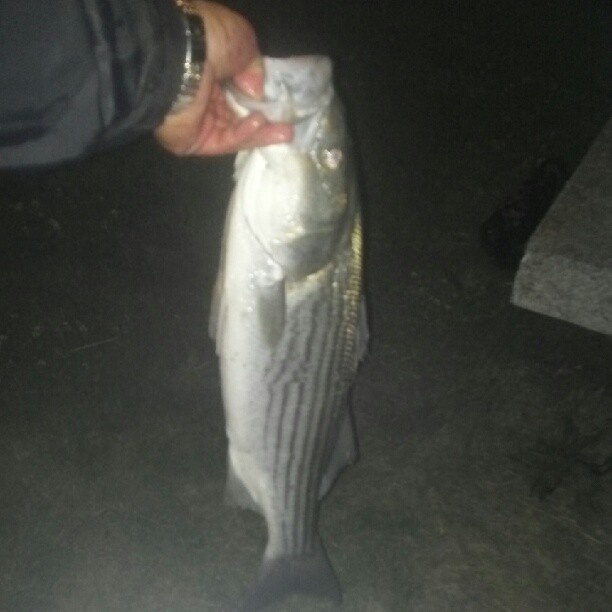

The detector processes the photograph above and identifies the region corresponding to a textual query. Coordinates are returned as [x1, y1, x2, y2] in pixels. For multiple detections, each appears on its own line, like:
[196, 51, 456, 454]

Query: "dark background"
[1, 1, 611, 610]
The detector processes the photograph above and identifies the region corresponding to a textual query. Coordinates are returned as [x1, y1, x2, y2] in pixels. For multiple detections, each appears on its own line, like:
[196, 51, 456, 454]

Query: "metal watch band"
[170, 1, 207, 114]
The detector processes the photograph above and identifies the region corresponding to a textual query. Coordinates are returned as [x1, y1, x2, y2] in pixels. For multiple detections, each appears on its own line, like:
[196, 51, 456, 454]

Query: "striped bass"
[210, 56, 367, 610]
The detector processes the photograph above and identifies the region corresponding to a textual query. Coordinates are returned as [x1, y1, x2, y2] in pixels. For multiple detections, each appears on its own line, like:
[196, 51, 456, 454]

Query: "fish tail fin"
[239, 541, 342, 611]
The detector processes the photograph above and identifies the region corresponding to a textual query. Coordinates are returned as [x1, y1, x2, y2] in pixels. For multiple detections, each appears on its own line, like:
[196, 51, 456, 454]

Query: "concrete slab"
[512, 116, 612, 335]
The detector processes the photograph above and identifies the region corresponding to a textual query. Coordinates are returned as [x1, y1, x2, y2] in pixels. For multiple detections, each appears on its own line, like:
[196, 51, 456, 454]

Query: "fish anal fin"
[224, 457, 261, 514]
[319, 408, 358, 499]
[239, 541, 342, 611]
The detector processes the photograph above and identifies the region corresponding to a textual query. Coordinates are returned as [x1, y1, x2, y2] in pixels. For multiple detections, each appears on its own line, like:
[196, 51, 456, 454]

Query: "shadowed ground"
[1, 1, 611, 610]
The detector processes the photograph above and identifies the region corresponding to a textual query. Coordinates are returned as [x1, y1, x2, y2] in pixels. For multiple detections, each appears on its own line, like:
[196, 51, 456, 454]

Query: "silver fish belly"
[209, 56, 367, 610]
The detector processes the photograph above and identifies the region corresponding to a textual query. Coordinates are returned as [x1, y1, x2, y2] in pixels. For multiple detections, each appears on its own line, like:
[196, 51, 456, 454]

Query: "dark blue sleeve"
[0, 0, 186, 168]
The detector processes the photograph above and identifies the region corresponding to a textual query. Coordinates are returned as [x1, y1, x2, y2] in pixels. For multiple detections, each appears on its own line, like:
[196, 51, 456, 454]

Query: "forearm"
[0, 0, 186, 168]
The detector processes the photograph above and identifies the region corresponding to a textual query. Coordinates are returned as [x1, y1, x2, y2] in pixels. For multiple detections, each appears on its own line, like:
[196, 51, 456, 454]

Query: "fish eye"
[320, 148, 343, 170]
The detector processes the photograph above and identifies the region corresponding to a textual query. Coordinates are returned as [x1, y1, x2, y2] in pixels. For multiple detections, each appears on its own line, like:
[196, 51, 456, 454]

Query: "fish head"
[228, 57, 355, 280]
[226, 56, 334, 124]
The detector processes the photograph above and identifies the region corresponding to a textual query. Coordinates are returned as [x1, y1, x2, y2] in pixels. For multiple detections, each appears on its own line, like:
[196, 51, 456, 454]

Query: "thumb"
[233, 57, 265, 99]
[197, 1, 260, 79]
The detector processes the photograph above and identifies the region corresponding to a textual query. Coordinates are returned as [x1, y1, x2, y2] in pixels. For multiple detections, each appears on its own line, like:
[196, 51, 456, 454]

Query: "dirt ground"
[1, 1, 611, 611]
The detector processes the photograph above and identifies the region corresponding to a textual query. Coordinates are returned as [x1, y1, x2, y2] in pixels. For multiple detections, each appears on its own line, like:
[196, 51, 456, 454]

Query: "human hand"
[154, 1, 293, 156]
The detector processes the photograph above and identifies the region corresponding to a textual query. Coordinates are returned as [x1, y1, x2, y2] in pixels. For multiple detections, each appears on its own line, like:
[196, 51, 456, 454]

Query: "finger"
[197, 114, 293, 155]
[244, 122, 294, 149]
[209, 86, 237, 123]
[209, 114, 280, 154]
[233, 57, 265, 99]
[230, 114, 294, 149]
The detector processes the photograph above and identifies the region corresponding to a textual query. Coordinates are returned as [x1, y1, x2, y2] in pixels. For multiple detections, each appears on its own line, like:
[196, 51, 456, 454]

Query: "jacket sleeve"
[0, 0, 186, 168]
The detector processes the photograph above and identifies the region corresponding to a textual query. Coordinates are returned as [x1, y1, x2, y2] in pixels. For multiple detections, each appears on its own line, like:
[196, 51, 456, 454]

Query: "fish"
[209, 55, 367, 610]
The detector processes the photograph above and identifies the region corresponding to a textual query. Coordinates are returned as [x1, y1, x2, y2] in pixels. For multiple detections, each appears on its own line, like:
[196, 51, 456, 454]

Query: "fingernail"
[272, 126, 294, 142]
[249, 112, 265, 128]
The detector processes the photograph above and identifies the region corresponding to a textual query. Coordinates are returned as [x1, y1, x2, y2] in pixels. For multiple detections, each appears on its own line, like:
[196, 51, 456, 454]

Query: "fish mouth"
[225, 56, 334, 123]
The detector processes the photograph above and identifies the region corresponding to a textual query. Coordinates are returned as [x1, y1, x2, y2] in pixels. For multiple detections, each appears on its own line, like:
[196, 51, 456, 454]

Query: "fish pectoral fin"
[224, 459, 262, 514]
[238, 541, 342, 611]
[256, 279, 286, 348]
[319, 407, 358, 499]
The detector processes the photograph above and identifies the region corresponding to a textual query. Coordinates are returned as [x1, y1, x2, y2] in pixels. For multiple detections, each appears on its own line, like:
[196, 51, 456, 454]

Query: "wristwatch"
[170, 0, 207, 114]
